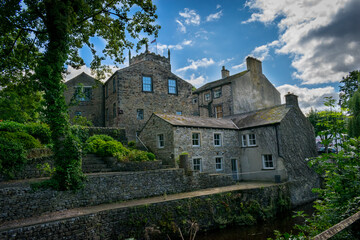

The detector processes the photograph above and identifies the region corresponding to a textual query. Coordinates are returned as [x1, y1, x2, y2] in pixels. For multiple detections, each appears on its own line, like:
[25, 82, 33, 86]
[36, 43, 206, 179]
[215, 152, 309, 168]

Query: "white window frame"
[168, 79, 177, 94]
[262, 154, 275, 169]
[213, 133, 222, 147]
[176, 111, 182, 115]
[248, 134, 256, 146]
[157, 134, 164, 148]
[214, 89, 222, 98]
[204, 93, 211, 101]
[241, 135, 247, 147]
[193, 157, 202, 172]
[142, 76, 152, 92]
[192, 132, 201, 147]
[215, 157, 223, 171]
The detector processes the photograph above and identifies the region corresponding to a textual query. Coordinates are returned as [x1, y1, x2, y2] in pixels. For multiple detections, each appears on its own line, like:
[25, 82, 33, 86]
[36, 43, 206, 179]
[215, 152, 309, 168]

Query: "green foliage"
[120, 149, 156, 162]
[339, 70, 360, 109]
[0, 135, 27, 179]
[86, 134, 114, 143]
[70, 125, 90, 144]
[36, 162, 56, 177]
[71, 116, 93, 127]
[127, 140, 136, 149]
[348, 90, 360, 137]
[0, 131, 42, 150]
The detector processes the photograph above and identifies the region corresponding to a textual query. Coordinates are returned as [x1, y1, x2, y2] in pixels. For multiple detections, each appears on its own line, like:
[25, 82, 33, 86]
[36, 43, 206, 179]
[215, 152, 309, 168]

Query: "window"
[215, 106, 223, 118]
[215, 157, 223, 171]
[262, 155, 274, 169]
[214, 88, 222, 98]
[142, 76, 152, 92]
[106, 108, 109, 121]
[157, 134, 164, 148]
[241, 135, 247, 147]
[192, 132, 200, 147]
[242, 134, 257, 147]
[137, 109, 144, 120]
[113, 79, 116, 93]
[193, 158, 202, 171]
[75, 111, 82, 116]
[214, 133, 222, 146]
[176, 111, 182, 115]
[204, 93, 211, 101]
[192, 98, 198, 104]
[168, 79, 177, 94]
[248, 134, 256, 146]
[113, 103, 116, 118]
[75, 86, 92, 101]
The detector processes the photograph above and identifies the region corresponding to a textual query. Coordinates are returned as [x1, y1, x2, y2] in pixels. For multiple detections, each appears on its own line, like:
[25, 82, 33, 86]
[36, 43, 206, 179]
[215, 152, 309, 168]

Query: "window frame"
[214, 88, 222, 98]
[142, 76, 153, 92]
[157, 134, 165, 148]
[262, 154, 275, 170]
[204, 92, 211, 101]
[213, 132, 222, 147]
[176, 111, 182, 115]
[248, 134, 256, 146]
[75, 86, 92, 102]
[136, 109, 144, 120]
[192, 157, 202, 172]
[215, 157, 223, 171]
[192, 132, 201, 147]
[241, 135, 247, 147]
[168, 79, 177, 95]
[215, 105, 223, 119]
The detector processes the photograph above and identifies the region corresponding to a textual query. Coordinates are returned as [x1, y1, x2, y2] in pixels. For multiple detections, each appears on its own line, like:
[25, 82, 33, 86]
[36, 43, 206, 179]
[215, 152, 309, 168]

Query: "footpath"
[0, 176, 277, 232]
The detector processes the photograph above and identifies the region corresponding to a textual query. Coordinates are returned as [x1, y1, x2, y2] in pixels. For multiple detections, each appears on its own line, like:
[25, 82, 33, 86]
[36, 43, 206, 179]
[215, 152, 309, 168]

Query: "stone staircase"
[82, 154, 113, 173]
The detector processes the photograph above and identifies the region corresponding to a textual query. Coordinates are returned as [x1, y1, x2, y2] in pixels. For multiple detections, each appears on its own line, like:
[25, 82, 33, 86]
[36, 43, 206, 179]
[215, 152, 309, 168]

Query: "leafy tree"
[0, 83, 43, 123]
[1, 0, 159, 190]
[348, 90, 360, 138]
[339, 70, 360, 108]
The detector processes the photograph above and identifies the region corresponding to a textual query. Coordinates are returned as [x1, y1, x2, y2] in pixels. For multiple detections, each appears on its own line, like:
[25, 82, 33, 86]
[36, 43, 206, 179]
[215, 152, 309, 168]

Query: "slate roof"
[228, 105, 290, 129]
[193, 70, 248, 93]
[155, 113, 238, 130]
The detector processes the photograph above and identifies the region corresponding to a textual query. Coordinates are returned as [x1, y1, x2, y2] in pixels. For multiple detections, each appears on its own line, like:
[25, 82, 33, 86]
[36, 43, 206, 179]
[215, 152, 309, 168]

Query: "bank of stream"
[196, 202, 314, 240]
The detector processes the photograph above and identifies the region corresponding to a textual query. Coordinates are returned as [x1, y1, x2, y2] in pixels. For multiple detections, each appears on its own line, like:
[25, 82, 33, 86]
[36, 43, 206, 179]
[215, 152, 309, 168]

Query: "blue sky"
[67, 0, 360, 113]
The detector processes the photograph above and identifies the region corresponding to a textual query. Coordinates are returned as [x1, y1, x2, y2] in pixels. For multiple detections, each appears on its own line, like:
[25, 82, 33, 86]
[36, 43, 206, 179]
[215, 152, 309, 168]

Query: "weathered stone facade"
[64, 72, 104, 126]
[194, 57, 281, 118]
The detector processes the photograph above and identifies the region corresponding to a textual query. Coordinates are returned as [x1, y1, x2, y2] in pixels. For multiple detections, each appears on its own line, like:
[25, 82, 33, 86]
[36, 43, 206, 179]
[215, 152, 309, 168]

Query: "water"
[196, 203, 314, 240]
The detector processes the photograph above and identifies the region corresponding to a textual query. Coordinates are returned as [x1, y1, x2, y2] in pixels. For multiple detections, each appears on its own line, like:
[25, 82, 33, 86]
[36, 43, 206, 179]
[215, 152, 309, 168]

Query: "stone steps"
[82, 154, 112, 173]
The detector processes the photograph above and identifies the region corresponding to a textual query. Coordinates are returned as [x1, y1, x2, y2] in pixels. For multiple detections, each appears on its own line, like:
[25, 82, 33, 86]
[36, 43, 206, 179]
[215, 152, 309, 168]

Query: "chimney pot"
[285, 93, 299, 108]
[221, 66, 230, 79]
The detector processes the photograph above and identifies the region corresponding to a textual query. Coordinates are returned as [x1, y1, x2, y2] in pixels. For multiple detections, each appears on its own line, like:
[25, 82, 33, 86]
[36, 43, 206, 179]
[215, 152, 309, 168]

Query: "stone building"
[64, 72, 104, 126]
[140, 93, 319, 188]
[193, 57, 281, 118]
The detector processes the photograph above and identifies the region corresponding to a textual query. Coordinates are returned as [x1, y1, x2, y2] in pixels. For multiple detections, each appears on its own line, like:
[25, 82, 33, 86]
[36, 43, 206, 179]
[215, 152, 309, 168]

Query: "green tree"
[348, 90, 360, 137]
[0, 83, 43, 123]
[1, 0, 159, 190]
[339, 70, 360, 108]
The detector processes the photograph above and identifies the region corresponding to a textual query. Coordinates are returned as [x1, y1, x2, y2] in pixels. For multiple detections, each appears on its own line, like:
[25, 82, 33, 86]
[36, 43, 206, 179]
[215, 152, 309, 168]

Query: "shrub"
[24, 122, 51, 144]
[127, 140, 136, 149]
[71, 125, 90, 144]
[0, 131, 42, 150]
[97, 140, 129, 157]
[0, 136, 27, 179]
[0, 120, 25, 132]
[86, 134, 114, 143]
[118, 149, 156, 162]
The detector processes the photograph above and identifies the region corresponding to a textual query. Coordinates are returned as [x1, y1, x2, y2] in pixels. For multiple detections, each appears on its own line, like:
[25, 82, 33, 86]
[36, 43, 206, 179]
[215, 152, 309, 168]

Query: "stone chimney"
[246, 56, 262, 74]
[285, 92, 299, 108]
[221, 66, 230, 79]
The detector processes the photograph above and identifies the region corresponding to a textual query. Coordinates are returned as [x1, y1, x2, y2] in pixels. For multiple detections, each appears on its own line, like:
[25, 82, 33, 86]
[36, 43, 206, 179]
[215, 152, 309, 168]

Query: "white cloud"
[216, 4, 221, 9]
[65, 65, 119, 82]
[218, 58, 235, 66]
[250, 40, 280, 61]
[243, 0, 360, 85]
[206, 10, 223, 22]
[277, 84, 338, 113]
[179, 8, 201, 25]
[176, 20, 186, 33]
[155, 40, 192, 55]
[185, 74, 206, 87]
[176, 58, 215, 72]
[232, 62, 245, 70]
[195, 29, 211, 40]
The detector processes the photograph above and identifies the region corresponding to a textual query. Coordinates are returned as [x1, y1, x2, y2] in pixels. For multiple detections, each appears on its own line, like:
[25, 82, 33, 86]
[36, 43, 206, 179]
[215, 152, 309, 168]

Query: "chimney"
[285, 92, 299, 108]
[221, 66, 230, 79]
[246, 56, 262, 74]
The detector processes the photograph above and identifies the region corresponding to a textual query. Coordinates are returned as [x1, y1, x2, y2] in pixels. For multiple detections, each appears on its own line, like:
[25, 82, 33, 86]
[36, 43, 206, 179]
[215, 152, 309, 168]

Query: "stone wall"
[0, 184, 290, 240]
[0, 169, 235, 223]
[105, 56, 195, 141]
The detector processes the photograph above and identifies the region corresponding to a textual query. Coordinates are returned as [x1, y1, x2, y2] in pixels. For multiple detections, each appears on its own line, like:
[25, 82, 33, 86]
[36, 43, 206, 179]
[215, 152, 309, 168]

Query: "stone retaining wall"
[0, 184, 291, 240]
[0, 169, 235, 223]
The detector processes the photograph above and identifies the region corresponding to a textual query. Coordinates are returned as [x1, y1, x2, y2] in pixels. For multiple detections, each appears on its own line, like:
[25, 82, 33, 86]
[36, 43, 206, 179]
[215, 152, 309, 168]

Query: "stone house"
[193, 57, 281, 118]
[64, 72, 104, 126]
[140, 93, 318, 185]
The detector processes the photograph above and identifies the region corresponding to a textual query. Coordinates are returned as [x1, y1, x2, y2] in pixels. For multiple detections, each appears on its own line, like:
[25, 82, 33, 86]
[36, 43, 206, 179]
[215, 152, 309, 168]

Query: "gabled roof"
[193, 70, 248, 93]
[154, 113, 239, 130]
[229, 105, 290, 129]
